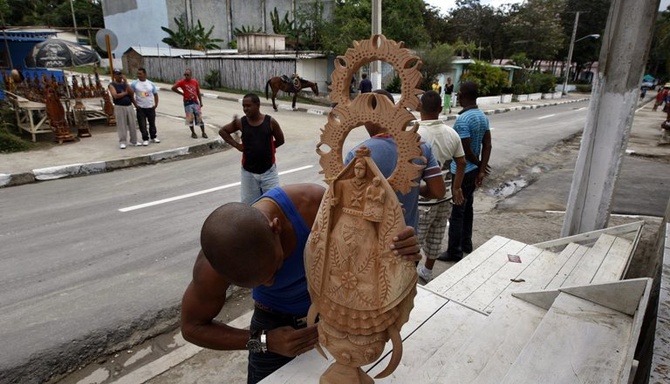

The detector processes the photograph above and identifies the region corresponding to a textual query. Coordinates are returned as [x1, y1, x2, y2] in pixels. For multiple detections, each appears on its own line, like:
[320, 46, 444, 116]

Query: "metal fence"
[142, 56, 297, 93]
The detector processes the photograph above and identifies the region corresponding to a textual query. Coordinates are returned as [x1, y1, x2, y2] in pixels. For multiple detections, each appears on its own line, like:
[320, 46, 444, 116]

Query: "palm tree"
[161, 18, 222, 50]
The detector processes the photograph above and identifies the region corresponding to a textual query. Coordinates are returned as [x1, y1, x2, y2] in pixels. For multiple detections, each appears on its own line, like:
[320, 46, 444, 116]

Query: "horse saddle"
[281, 74, 302, 92]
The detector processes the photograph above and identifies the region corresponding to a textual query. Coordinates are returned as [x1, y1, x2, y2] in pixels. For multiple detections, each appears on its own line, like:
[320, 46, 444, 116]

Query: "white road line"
[119, 165, 314, 212]
[576, 107, 587, 111]
[538, 114, 556, 120]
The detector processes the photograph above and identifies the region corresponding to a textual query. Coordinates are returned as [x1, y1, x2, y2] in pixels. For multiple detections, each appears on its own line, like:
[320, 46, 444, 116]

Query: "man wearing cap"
[108, 69, 139, 149]
[172, 69, 208, 139]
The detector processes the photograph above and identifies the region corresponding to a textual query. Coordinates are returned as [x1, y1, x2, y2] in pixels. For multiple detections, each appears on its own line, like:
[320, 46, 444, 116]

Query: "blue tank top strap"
[251, 187, 311, 315]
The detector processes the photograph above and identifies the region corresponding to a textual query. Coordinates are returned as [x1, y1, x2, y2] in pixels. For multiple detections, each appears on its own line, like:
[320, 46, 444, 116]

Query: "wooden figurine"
[44, 84, 74, 144]
[102, 87, 116, 126]
[305, 34, 424, 383]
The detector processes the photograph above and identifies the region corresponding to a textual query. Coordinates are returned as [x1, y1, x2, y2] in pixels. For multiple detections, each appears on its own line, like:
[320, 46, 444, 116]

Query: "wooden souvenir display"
[73, 98, 91, 137]
[305, 34, 424, 383]
[44, 83, 74, 144]
[102, 89, 116, 126]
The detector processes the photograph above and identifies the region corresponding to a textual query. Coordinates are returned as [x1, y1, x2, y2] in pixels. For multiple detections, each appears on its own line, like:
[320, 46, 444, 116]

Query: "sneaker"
[437, 251, 462, 262]
[151, 138, 160, 143]
[134, 142, 142, 147]
[119, 143, 126, 149]
[142, 140, 149, 146]
[191, 132, 198, 139]
[416, 264, 433, 282]
[202, 132, 209, 139]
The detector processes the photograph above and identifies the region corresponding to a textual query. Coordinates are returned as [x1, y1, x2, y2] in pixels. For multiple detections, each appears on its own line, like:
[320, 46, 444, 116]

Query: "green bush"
[461, 61, 508, 97]
[575, 84, 592, 93]
[512, 69, 557, 94]
[0, 102, 33, 153]
[204, 69, 221, 89]
[385, 75, 401, 94]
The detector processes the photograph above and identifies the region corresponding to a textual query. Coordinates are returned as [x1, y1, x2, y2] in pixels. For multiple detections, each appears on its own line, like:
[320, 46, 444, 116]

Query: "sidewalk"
[0, 85, 592, 188]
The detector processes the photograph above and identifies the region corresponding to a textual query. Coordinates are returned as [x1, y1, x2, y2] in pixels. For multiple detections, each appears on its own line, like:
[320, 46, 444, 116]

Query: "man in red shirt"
[171, 69, 208, 138]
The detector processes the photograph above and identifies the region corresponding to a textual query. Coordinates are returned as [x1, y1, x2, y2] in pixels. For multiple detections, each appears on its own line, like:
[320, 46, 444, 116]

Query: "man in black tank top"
[219, 93, 286, 204]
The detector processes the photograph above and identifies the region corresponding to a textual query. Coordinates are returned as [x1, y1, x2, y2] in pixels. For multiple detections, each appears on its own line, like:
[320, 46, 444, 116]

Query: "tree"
[416, 43, 454, 90]
[649, 6, 670, 80]
[445, 0, 509, 62]
[161, 18, 222, 50]
[321, 0, 429, 55]
[460, 60, 508, 96]
[421, 3, 449, 45]
[504, 0, 567, 66]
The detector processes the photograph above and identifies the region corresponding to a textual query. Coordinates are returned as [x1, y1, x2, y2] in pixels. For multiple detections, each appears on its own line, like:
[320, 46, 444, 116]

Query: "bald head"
[200, 203, 277, 286]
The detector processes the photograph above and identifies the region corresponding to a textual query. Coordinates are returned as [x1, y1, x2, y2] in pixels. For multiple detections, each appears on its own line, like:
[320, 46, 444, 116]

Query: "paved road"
[4, 89, 667, 384]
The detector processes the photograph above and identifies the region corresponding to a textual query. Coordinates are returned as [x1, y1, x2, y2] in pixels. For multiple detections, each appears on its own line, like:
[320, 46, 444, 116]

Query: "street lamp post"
[562, 11, 601, 96]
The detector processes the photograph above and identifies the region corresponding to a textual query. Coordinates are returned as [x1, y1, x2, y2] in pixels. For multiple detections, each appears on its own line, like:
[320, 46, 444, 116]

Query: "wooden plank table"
[261, 286, 488, 383]
[5, 91, 49, 142]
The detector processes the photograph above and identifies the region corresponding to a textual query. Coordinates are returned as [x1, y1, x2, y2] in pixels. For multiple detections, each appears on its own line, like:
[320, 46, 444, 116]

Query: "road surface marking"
[538, 114, 556, 120]
[119, 165, 314, 212]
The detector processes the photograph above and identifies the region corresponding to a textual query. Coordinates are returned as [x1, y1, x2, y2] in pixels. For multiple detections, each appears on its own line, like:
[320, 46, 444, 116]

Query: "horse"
[265, 76, 319, 111]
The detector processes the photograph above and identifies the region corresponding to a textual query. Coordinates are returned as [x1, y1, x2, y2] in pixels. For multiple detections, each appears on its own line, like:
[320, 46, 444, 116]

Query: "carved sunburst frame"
[316, 34, 424, 195]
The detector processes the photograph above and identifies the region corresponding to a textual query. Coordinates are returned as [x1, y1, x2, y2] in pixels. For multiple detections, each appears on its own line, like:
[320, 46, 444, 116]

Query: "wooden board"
[261, 286, 449, 383]
[500, 292, 634, 384]
[432, 295, 546, 383]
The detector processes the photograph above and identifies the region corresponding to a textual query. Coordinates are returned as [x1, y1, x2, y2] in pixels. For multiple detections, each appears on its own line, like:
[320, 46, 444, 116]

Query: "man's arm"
[153, 84, 159, 108]
[197, 82, 203, 107]
[126, 83, 137, 107]
[451, 156, 466, 205]
[476, 130, 492, 187]
[108, 83, 127, 100]
[181, 252, 248, 351]
[460, 137, 479, 165]
[171, 81, 182, 96]
[182, 250, 319, 357]
[270, 117, 285, 148]
[218, 116, 243, 151]
[419, 167, 446, 200]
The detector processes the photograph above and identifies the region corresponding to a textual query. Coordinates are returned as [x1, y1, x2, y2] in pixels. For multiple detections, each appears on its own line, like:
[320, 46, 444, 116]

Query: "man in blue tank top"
[180, 183, 422, 384]
[219, 93, 285, 204]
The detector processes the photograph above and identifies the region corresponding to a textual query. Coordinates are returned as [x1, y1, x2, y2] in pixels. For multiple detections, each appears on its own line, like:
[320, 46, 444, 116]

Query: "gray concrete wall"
[102, 0, 170, 61]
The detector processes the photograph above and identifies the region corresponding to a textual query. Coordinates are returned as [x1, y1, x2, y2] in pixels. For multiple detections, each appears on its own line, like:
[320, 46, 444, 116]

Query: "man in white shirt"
[131, 67, 160, 146]
[416, 90, 466, 282]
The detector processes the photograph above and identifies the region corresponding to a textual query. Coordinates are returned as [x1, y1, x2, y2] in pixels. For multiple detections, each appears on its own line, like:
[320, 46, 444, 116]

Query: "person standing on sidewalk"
[358, 73, 372, 94]
[171, 69, 207, 139]
[444, 77, 454, 114]
[219, 94, 285, 204]
[439, 81, 492, 262]
[131, 67, 160, 146]
[415, 90, 466, 282]
[180, 183, 422, 384]
[108, 69, 139, 149]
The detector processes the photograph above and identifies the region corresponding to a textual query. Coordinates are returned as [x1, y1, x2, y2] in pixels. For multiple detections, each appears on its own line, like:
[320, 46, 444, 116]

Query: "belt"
[254, 301, 308, 328]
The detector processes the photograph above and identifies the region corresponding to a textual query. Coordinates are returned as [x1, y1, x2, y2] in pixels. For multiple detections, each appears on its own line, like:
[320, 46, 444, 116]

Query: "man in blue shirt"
[438, 81, 492, 262]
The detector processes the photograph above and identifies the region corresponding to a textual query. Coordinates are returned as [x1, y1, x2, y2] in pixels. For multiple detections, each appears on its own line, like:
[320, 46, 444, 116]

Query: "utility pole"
[562, 0, 660, 236]
[69, 0, 79, 42]
[371, 0, 382, 90]
[561, 11, 579, 95]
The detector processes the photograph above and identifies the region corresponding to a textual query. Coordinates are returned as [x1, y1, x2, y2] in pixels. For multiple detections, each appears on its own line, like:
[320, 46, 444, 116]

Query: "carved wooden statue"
[305, 34, 424, 383]
[44, 83, 74, 144]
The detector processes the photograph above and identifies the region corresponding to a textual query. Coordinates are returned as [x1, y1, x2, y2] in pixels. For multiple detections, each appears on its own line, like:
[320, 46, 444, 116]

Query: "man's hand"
[452, 187, 464, 205]
[390, 226, 421, 262]
[267, 325, 319, 357]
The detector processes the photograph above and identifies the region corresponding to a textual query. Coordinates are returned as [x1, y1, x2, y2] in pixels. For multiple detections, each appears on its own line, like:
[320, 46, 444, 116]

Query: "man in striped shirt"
[438, 81, 492, 262]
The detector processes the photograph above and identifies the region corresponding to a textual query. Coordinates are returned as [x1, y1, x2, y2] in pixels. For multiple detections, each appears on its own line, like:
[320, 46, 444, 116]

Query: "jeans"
[247, 306, 307, 384]
[447, 169, 477, 258]
[241, 164, 280, 204]
[136, 107, 157, 140]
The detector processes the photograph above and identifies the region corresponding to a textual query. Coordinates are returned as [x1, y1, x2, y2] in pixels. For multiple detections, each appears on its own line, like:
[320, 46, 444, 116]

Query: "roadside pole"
[371, 0, 382, 90]
[562, 0, 660, 236]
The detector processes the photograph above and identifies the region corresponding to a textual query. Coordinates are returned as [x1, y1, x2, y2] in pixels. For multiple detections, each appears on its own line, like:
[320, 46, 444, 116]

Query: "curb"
[0, 96, 590, 188]
[0, 139, 227, 188]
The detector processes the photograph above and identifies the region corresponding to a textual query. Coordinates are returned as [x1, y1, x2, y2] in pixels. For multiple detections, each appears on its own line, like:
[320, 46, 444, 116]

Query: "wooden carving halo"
[316, 34, 424, 194]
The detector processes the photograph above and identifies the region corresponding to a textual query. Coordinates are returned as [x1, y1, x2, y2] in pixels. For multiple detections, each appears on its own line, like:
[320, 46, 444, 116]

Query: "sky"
[424, 0, 670, 15]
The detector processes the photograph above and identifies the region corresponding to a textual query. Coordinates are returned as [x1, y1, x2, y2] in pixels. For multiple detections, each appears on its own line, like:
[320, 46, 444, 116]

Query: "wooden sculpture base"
[320, 362, 374, 384]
